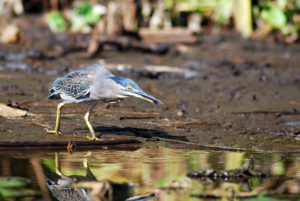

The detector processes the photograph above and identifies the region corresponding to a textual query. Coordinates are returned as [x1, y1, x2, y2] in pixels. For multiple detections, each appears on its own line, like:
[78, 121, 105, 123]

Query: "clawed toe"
[45, 128, 64, 135]
[86, 136, 102, 141]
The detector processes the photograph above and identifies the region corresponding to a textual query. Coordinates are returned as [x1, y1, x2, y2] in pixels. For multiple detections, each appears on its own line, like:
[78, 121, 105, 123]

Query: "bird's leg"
[55, 152, 69, 179]
[45, 102, 65, 135]
[55, 152, 63, 176]
[84, 103, 101, 140]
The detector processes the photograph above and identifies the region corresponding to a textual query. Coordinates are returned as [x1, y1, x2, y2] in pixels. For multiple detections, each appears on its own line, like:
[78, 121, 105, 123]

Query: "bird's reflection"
[46, 153, 133, 201]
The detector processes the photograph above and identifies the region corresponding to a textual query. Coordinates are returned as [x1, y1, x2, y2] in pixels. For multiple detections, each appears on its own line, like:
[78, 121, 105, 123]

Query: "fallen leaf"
[0, 24, 22, 44]
[0, 103, 27, 118]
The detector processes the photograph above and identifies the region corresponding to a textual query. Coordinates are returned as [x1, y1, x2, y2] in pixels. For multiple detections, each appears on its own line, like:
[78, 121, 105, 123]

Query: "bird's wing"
[52, 76, 92, 100]
[50, 65, 114, 100]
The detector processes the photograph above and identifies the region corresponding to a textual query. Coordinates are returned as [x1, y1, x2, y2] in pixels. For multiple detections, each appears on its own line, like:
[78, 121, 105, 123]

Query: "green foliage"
[46, 3, 105, 33]
[296, 0, 300, 9]
[213, 0, 233, 24]
[167, 0, 218, 12]
[71, 2, 105, 32]
[260, 4, 287, 29]
[76, 2, 93, 15]
[40, 158, 56, 172]
[0, 188, 39, 198]
[258, 1, 300, 36]
[46, 11, 67, 32]
[74, 2, 101, 25]
[153, 179, 169, 186]
[44, 0, 300, 40]
[165, 0, 300, 39]
[0, 177, 29, 188]
[277, 0, 287, 9]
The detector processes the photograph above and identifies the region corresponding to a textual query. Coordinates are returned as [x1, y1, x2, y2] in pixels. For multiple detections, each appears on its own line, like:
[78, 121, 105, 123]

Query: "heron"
[46, 64, 162, 140]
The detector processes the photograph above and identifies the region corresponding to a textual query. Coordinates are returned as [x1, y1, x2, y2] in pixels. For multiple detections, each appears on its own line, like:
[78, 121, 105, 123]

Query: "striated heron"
[46, 64, 162, 140]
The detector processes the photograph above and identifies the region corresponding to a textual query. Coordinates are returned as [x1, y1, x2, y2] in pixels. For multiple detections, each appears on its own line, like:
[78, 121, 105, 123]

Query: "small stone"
[224, 122, 232, 128]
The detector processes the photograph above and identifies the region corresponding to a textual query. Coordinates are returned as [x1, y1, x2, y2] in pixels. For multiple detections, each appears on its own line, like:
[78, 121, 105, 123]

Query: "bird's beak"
[128, 90, 163, 104]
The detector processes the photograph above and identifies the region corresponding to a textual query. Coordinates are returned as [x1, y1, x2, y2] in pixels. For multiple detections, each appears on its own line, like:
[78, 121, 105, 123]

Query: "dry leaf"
[0, 103, 27, 118]
[0, 24, 22, 44]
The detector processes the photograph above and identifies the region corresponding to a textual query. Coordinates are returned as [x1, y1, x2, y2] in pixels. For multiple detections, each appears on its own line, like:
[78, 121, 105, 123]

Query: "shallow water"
[0, 146, 299, 201]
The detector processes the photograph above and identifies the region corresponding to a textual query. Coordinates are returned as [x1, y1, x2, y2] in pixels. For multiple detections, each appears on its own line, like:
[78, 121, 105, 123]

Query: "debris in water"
[0, 177, 30, 188]
[187, 157, 268, 183]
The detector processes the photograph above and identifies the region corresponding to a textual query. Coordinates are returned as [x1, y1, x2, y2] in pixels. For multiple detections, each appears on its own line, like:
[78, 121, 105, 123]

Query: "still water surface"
[0, 146, 299, 201]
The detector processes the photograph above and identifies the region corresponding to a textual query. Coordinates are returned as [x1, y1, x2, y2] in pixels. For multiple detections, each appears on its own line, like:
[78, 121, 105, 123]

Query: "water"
[0, 146, 299, 201]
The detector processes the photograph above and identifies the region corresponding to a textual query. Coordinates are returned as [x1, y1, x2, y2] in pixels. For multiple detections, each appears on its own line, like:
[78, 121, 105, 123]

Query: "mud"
[1, 28, 300, 152]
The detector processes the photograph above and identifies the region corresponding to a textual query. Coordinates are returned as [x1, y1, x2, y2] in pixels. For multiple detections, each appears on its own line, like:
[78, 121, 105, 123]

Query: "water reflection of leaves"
[0, 176, 39, 199]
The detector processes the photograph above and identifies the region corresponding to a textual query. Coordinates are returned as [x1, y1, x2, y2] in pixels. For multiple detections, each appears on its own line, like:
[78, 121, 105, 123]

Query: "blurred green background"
[1, 0, 300, 42]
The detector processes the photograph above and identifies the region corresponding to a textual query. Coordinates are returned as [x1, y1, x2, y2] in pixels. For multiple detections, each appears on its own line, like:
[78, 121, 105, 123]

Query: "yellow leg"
[45, 102, 65, 135]
[55, 152, 63, 176]
[55, 152, 69, 180]
[84, 103, 101, 140]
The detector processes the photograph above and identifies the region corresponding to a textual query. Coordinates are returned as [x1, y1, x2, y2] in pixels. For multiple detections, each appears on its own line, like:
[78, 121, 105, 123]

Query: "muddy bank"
[0, 18, 300, 152]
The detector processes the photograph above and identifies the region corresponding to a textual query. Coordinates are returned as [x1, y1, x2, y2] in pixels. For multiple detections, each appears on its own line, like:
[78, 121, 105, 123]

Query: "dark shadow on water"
[76, 126, 189, 142]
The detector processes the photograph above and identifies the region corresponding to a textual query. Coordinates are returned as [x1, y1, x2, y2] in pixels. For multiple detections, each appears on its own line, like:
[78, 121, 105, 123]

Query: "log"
[96, 35, 170, 54]
[103, 63, 198, 78]
[138, 28, 199, 43]
[89, 27, 199, 55]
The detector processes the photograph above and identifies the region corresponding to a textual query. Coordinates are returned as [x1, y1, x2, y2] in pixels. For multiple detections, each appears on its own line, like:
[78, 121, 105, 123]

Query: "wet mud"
[1, 28, 300, 152]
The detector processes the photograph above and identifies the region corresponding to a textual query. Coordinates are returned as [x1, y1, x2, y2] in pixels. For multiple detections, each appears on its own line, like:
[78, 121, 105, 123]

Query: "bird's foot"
[45, 128, 64, 136]
[86, 135, 102, 141]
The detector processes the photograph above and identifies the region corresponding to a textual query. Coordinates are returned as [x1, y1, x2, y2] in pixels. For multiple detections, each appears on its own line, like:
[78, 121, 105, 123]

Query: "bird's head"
[108, 77, 163, 104]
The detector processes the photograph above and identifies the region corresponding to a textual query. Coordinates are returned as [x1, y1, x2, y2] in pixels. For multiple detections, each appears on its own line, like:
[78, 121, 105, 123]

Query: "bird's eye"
[126, 86, 132, 91]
